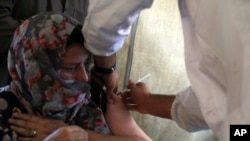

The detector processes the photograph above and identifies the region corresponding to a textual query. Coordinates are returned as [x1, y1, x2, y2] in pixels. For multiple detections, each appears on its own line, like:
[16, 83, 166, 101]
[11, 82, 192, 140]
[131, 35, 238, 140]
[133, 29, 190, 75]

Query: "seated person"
[0, 12, 151, 141]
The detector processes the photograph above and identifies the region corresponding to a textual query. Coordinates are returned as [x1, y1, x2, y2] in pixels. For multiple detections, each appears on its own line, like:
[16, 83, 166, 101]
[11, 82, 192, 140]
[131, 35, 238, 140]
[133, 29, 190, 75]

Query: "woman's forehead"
[62, 45, 89, 61]
[65, 44, 88, 55]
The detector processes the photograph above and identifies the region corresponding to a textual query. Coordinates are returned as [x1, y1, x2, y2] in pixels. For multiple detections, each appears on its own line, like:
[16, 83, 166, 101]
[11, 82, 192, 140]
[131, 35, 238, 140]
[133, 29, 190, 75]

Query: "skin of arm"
[87, 94, 152, 141]
[93, 54, 116, 69]
[121, 81, 176, 119]
[140, 94, 175, 119]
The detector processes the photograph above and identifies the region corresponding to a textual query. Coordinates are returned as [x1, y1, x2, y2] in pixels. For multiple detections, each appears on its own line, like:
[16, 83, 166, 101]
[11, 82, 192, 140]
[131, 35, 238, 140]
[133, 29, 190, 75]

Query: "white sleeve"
[171, 86, 209, 132]
[82, 0, 153, 56]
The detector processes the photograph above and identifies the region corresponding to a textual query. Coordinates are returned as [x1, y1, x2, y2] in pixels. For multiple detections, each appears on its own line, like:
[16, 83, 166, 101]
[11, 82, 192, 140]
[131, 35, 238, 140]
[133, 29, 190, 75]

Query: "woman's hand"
[8, 112, 66, 140]
[44, 125, 88, 141]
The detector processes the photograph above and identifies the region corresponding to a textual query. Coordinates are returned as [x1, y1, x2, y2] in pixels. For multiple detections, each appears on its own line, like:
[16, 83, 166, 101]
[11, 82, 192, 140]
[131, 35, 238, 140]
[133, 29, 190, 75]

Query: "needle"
[136, 73, 151, 83]
[118, 73, 151, 95]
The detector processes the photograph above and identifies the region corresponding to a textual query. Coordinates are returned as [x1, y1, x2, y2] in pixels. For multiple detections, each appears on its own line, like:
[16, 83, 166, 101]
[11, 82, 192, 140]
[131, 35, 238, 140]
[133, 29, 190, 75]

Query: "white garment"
[82, 0, 153, 56]
[82, 0, 250, 141]
[172, 0, 250, 141]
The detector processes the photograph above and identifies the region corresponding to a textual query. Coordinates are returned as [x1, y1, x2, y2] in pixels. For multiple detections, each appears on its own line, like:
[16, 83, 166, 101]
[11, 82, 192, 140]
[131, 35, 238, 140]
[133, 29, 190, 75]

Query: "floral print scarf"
[7, 12, 110, 134]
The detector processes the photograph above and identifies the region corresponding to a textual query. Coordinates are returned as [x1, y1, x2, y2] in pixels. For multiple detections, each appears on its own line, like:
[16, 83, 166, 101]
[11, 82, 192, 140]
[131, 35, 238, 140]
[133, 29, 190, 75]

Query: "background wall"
[116, 0, 218, 141]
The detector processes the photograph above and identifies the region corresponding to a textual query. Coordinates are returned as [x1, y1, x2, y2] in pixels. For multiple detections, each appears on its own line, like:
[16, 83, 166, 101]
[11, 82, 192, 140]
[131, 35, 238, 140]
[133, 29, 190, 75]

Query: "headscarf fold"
[7, 12, 110, 134]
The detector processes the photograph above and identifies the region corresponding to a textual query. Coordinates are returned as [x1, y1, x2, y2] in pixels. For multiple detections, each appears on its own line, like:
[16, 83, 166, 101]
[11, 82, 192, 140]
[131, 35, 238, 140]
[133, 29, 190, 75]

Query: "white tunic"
[82, 0, 153, 56]
[172, 0, 250, 141]
[82, 0, 250, 141]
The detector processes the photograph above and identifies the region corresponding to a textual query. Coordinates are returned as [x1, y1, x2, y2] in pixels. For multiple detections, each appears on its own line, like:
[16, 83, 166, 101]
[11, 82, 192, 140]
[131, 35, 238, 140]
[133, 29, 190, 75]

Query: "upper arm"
[105, 94, 151, 141]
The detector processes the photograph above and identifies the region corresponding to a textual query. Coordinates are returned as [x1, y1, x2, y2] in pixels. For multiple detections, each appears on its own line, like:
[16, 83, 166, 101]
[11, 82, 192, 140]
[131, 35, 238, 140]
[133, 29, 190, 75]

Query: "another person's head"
[8, 12, 92, 118]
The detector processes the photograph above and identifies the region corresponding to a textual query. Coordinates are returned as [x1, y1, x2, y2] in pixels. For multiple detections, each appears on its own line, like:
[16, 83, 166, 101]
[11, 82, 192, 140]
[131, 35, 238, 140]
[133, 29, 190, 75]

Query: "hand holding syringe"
[118, 73, 151, 95]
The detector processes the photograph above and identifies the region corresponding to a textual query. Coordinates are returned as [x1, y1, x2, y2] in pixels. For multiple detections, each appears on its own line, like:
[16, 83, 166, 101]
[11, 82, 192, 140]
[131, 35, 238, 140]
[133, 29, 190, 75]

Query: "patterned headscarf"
[7, 12, 110, 134]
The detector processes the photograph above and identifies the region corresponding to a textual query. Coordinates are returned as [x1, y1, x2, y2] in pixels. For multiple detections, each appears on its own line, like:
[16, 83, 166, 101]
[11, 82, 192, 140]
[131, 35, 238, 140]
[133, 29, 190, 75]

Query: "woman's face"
[59, 44, 90, 82]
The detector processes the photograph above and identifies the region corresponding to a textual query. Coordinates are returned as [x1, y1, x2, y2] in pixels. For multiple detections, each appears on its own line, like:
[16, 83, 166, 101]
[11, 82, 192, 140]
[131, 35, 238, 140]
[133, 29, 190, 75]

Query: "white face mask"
[64, 79, 75, 84]
[57, 70, 76, 84]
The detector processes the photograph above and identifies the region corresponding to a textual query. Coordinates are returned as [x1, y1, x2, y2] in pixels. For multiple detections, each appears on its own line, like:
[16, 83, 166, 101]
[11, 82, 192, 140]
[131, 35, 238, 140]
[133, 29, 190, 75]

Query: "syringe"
[118, 73, 151, 94]
[136, 73, 151, 83]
